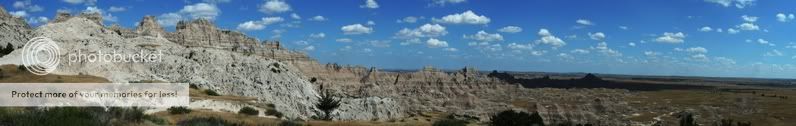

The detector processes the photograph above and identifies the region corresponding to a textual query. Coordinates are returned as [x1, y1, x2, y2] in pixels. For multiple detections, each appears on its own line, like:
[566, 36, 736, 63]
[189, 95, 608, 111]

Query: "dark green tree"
[678, 112, 698, 126]
[315, 90, 340, 120]
[489, 110, 545, 126]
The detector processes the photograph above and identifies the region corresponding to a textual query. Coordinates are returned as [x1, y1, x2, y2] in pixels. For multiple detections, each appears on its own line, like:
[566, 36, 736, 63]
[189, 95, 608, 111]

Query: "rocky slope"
[0, 6, 32, 49]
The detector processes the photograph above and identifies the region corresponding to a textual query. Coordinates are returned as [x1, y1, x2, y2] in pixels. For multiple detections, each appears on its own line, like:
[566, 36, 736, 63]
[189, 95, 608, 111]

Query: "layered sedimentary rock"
[135, 15, 166, 37]
[0, 6, 32, 49]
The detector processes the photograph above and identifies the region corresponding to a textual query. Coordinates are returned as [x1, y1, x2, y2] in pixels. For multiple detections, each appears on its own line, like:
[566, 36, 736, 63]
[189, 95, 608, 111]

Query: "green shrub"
[279, 120, 304, 126]
[0, 107, 152, 126]
[265, 109, 284, 118]
[315, 90, 340, 120]
[205, 89, 221, 96]
[177, 117, 241, 126]
[168, 106, 192, 114]
[489, 110, 544, 126]
[238, 106, 259, 116]
[433, 118, 468, 126]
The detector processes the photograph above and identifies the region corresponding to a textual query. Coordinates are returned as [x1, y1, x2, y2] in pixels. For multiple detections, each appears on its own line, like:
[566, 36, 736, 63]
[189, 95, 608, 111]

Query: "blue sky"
[3, 0, 796, 79]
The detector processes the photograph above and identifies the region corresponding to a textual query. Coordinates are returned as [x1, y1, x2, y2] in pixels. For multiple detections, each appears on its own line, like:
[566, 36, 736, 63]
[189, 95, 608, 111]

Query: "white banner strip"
[0, 83, 189, 107]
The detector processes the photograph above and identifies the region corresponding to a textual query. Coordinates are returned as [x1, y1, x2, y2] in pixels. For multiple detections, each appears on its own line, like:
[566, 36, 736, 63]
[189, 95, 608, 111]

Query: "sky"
[3, 0, 796, 79]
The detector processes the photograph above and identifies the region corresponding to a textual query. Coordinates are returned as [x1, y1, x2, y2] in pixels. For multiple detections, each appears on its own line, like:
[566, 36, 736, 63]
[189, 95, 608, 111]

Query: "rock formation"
[135, 15, 165, 37]
[0, 6, 32, 50]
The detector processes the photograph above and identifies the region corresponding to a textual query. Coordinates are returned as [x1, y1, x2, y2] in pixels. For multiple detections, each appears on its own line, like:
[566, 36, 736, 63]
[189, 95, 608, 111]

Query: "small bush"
[177, 117, 241, 126]
[205, 89, 221, 96]
[279, 120, 303, 126]
[168, 106, 192, 114]
[238, 106, 259, 116]
[189, 84, 199, 89]
[265, 109, 284, 118]
[489, 110, 544, 126]
[433, 118, 468, 126]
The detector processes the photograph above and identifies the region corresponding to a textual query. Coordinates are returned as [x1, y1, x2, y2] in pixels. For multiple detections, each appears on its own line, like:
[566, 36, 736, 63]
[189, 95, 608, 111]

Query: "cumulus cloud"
[13, 0, 44, 12]
[395, 23, 448, 39]
[576, 19, 593, 25]
[303, 45, 316, 51]
[309, 33, 326, 38]
[497, 26, 522, 33]
[678, 47, 708, 54]
[108, 6, 126, 12]
[309, 15, 327, 21]
[433, 10, 490, 25]
[704, 0, 756, 9]
[341, 24, 374, 35]
[259, 0, 291, 14]
[628, 42, 636, 47]
[588, 32, 605, 41]
[176, 3, 221, 20]
[27, 16, 49, 24]
[763, 49, 783, 56]
[736, 23, 759, 31]
[360, 0, 379, 9]
[431, 0, 466, 6]
[591, 42, 621, 56]
[534, 29, 566, 48]
[776, 13, 794, 22]
[644, 51, 661, 57]
[426, 38, 449, 48]
[157, 13, 183, 26]
[290, 13, 301, 19]
[699, 26, 713, 32]
[397, 16, 420, 23]
[62, 0, 96, 5]
[336, 38, 353, 43]
[236, 17, 284, 31]
[756, 39, 775, 46]
[464, 30, 503, 42]
[9, 11, 27, 18]
[82, 6, 119, 22]
[507, 43, 533, 50]
[741, 15, 758, 22]
[619, 26, 629, 30]
[443, 48, 458, 52]
[654, 32, 686, 44]
[571, 49, 590, 54]
[727, 28, 740, 34]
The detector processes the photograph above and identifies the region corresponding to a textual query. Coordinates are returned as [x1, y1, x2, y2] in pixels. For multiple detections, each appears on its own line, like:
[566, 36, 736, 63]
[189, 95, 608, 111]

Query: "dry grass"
[0, 65, 109, 83]
[627, 89, 796, 126]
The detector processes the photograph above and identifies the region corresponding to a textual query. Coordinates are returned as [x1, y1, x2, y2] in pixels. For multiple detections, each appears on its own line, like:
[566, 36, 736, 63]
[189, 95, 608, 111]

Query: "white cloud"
[535, 29, 566, 48]
[303, 45, 316, 51]
[741, 15, 758, 22]
[309, 15, 327, 21]
[619, 26, 629, 30]
[628, 42, 636, 47]
[764, 49, 783, 56]
[431, 0, 466, 6]
[727, 28, 740, 34]
[180, 3, 220, 20]
[27, 16, 49, 24]
[157, 13, 183, 26]
[360, 0, 379, 9]
[203, 0, 231, 4]
[713, 57, 736, 65]
[591, 42, 621, 56]
[236, 17, 284, 31]
[443, 48, 458, 52]
[644, 51, 661, 57]
[507, 43, 533, 50]
[736, 22, 759, 31]
[290, 13, 301, 19]
[9, 11, 27, 18]
[699, 26, 713, 32]
[336, 38, 353, 43]
[367, 20, 376, 25]
[576, 19, 593, 25]
[395, 23, 448, 39]
[237, 21, 265, 31]
[756, 39, 775, 46]
[13, 0, 43, 12]
[368, 40, 391, 48]
[679, 47, 708, 54]
[571, 49, 590, 54]
[704, 0, 756, 9]
[426, 38, 449, 48]
[464, 30, 503, 42]
[588, 32, 606, 41]
[691, 54, 708, 61]
[108, 6, 126, 12]
[654, 32, 686, 44]
[397, 16, 419, 23]
[776, 13, 795, 22]
[433, 10, 490, 25]
[497, 26, 522, 33]
[63, 0, 96, 5]
[341, 24, 373, 35]
[82, 7, 118, 22]
[309, 33, 326, 38]
[259, 0, 291, 14]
